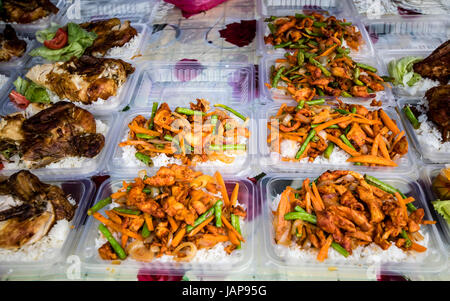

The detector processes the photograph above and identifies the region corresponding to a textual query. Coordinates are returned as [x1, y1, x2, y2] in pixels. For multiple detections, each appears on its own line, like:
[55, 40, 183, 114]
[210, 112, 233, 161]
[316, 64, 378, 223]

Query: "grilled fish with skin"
[413, 40, 450, 84]
[0, 0, 59, 24]
[25, 55, 135, 104]
[0, 25, 27, 62]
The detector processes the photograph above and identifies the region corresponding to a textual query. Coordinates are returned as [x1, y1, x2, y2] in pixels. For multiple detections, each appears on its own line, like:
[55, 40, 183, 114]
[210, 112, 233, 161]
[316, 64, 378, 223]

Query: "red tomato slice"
[0, 162, 3, 170]
[44, 28, 68, 50]
[9, 90, 30, 109]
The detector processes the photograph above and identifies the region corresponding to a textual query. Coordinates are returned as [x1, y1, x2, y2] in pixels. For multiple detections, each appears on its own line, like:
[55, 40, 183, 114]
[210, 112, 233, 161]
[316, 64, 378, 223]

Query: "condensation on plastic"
[397, 98, 450, 164]
[128, 61, 255, 107]
[0, 178, 94, 280]
[0, 57, 141, 116]
[0, 111, 118, 180]
[420, 164, 450, 251]
[258, 172, 448, 275]
[258, 101, 416, 175]
[363, 15, 450, 51]
[75, 176, 256, 278]
[256, 0, 374, 56]
[108, 105, 256, 177]
[377, 49, 437, 99]
[258, 53, 394, 105]
[0, 0, 68, 37]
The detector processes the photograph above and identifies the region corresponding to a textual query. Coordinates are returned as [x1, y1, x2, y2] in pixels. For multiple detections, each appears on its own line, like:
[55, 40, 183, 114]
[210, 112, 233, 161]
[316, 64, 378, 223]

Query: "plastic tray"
[0, 111, 117, 179]
[0, 0, 68, 37]
[363, 15, 450, 51]
[256, 0, 374, 56]
[0, 177, 94, 280]
[108, 105, 256, 177]
[377, 49, 440, 99]
[259, 171, 447, 275]
[0, 57, 140, 115]
[258, 101, 415, 175]
[128, 61, 255, 107]
[397, 98, 450, 164]
[259, 53, 394, 105]
[75, 176, 256, 278]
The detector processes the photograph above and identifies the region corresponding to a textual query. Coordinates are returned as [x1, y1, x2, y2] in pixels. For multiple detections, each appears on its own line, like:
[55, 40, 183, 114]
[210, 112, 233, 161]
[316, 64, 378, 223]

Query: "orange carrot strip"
[314, 116, 351, 133]
[144, 213, 154, 231]
[112, 210, 141, 219]
[276, 103, 287, 117]
[215, 171, 230, 207]
[403, 197, 415, 204]
[390, 131, 405, 151]
[422, 220, 436, 225]
[230, 183, 239, 207]
[305, 191, 312, 214]
[275, 58, 288, 63]
[371, 134, 380, 157]
[188, 215, 215, 237]
[317, 235, 333, 262]
[395, 192, 408, 219]
[326, 134, 361, 157]
[121, 234, 128, 249]
[378, 137, 391, 160]
[379, 109, 400, 135]
[311, 182, 325, 211]
[104, 210, 122, 224]
[110, 191, 127, 199]
[202, 234, 230, 243]
[128, 123, 160, 136]
[171, 227, 186, 248]
[221, 215, 245, 242]
[411, 242, 427, 252]
[93, 212, 144, 241]
[228, 230, 241, 246]
[168, 216, 179, 232]
[318, 44, 338, 57]
[346, 155, 397, 166]
[351, 117, 382, 125]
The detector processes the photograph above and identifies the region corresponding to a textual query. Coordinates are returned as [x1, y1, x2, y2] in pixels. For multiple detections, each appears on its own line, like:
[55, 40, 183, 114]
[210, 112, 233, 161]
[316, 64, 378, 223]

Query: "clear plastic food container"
[258, 171, 448, 275]
[256, 0, 374, 56]
[75, 176, 256, 278]
[0, 111, 117, 180]
[258, 101, 415, 175]
[258, 53, 394, 106]
[397, 98, 450, 163]
[377, 49, 440, 99]
[128, 61, 255, 108]
[0, 178, 94, 280]
[420, 164, 450, 250]
[108, 105, 256, 177]
[363, 15, 449, 51]
[0, 57, 140, 115]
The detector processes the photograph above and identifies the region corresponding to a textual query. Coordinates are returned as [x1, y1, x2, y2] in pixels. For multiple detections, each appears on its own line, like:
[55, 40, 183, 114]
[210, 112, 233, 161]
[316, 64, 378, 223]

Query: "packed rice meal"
[272, 170, 435, 263]
[119, 98, 250, 167]
[89, 164, 246, 263]
[401, 85, 450, 153]
[0, 101, 107, 170]
[264, 12, 387, 100]
[0, 0, 59, 24]
[431, 166, 450, 227]
[268, 100, 408, 166]
[0, 170, 77, 262]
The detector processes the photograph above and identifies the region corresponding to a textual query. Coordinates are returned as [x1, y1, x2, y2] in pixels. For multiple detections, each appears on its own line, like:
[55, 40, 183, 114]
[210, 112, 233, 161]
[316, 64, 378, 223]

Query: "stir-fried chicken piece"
[26, 55, 135, 104]
[98, 242, 118, 260]
[424, 85, 450, 142]
[413, 40, 450, 84]
[80, 18, 138, 57]
[0, 25, 27, 62]
[0, 0, 59, 24]
[356, 185, 384, 223]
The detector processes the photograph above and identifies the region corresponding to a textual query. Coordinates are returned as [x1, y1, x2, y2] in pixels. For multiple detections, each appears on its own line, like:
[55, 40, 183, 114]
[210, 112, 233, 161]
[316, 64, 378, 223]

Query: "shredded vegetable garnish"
[119, 99, 250, 166]
[91, 165, 247, 262]
[274, 170, 434, 262]
[268, 102, 408, 166]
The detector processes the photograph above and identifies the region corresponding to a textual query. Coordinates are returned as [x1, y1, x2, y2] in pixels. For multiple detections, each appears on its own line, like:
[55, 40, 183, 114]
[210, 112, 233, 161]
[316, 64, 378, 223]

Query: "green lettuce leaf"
[432, 200, 450, 225]
[30, 22, 97, 61]
[35, 22, 60, 43]
[387, 56, 423, 87]
[13, 77, 50, 104]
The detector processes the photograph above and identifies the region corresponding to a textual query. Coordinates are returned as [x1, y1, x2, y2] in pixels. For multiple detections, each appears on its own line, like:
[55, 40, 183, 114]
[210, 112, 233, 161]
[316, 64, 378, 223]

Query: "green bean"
[316, 87, 325, 96]
[214, 200, 223, 228]
[351, 107, 357, 114]
[356, 62, 377, 73]
[289, 74, 302, 80]
[231, 214, 242, 249]
[284, 211, 317, 224]
[304, 52, 318, 59]
[294, 205, 307, 213]
[272, 66, 285, 88]
[295, 129, 316, 159]
[148, 102, 158, 129]
[341, 91, 353, 97]
[98, 224, 127, 260]
[381, 76, 394, 82]
[296, 100, 305, 111]
[141, 222, 151, 238]
[367, 87, 374, 93]
[354, 67, 360, 79]
[214, 104, 248, 121]
[268, 23, 276, 34]
[335, 108, 350, 115]
[164, 134, 174, 142]
[308, 57, 331, 77]
[402, 105, 420, 129]
[274, 41, 292, 49]
[305, 28, 321, 37]
[339, 134, 355, 150]
[313, 21, 327, 27]
[209, 144, 247, 151]
[344, 124, 351, 135]
[336, 47, 350, 54]
[331, 242, 349, 257]
[126, 186, 132, 192]
[306, 98, 325, 106]
[264, 16, 277, 22]
[88, 197, 112, 215]
[354, 79, 364, 86]
[324, 142, 335, 159]
[113, 207, 141, 215]
[186, 206, 216, 233]
[339, 21, 352, 26]
[401, 229, 412, 248]
[211, 114, 218, 135]
[175, 107, 206, 116]
[311, 123, 340, 129]
[283, 66, 300, 76]
[136, 133, 157, 139]
[311, 136, 319, 142]
[135, 152, 153, 166]
[295, 13, 314, 19]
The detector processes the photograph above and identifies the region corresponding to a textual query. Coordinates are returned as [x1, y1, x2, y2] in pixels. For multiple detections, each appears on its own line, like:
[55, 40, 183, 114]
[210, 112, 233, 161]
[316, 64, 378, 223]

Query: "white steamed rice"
[104, 34, 141, 58]
[396, 78, 440, 97]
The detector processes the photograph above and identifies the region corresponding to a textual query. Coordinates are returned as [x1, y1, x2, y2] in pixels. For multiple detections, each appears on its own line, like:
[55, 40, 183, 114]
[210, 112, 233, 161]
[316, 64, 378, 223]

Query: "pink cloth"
[164, 0, 228, 18]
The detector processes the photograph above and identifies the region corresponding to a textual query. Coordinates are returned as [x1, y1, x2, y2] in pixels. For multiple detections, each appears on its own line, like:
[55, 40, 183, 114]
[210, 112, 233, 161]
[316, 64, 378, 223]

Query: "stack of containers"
[0, 0, 159, 279]
[255, 0, 448, 277]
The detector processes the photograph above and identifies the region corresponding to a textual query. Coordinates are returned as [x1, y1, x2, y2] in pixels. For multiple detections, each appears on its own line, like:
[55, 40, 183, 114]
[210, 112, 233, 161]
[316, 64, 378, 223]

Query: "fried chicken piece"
[356, 185, 384, 223]
[98, 242, 118, 260]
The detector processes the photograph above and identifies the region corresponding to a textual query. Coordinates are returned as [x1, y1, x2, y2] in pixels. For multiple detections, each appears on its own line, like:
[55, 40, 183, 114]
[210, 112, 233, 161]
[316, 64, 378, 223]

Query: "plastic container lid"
[0, 178, 94, 280]
[75, 176, 256, 278]
[259, 171, 448, 275]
